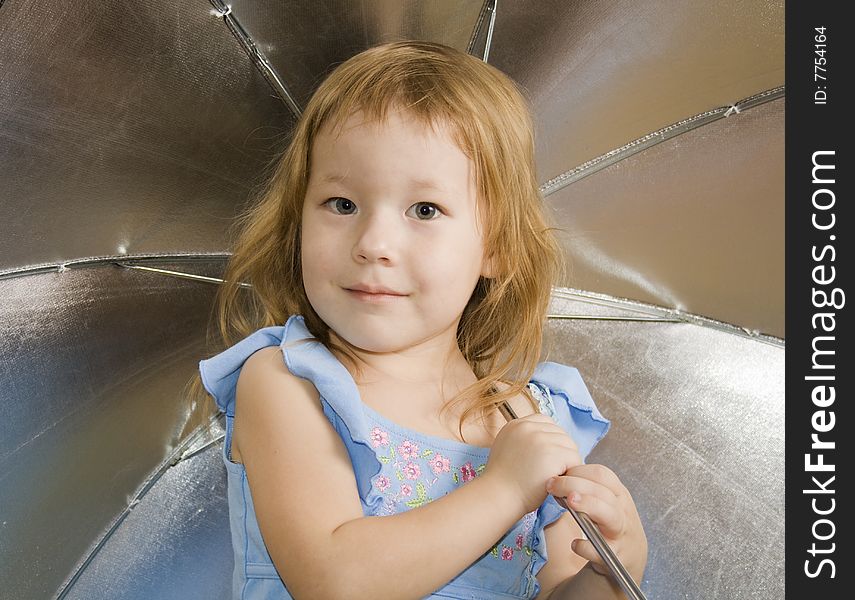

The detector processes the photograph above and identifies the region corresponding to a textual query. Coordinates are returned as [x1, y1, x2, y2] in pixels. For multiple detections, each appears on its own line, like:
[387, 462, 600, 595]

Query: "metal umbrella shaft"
[498, 401, 646, 600]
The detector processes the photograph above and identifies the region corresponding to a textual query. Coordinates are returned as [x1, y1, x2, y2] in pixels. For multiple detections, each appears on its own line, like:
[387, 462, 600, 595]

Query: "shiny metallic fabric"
[60, 438, 232, 600]
[0, 260, 223, 599]
[0, 0, 294, 276]
[547, 98, 785, 338]
[0, 0, 784, 598]
[488, 0, 784, 179]
[223, 0, 492, 109]
[545, 293, 784, 599]
[0, 0, 784, 335]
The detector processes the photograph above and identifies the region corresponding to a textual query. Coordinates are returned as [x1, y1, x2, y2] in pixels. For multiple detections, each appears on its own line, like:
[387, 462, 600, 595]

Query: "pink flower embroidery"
[460, 461, 477, 482]
[370, 427, 389, 448]
[429, 453, 451, 475]
[398, 440, 420, 460]
[375, 475, 391, 492]
[501, 546, 514, 560]
[516, 533, 524, 550]
[400, 484, 413, 497]
[404, 462, 422, 480]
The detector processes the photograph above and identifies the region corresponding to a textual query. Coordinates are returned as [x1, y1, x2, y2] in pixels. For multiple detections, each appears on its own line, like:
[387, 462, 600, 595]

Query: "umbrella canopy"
[0, 1, 784, 598]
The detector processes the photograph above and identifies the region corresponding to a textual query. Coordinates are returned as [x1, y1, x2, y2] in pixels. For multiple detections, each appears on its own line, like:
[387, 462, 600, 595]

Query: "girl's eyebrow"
[319, 173, 348, 184]
[316, 172, 447, 193]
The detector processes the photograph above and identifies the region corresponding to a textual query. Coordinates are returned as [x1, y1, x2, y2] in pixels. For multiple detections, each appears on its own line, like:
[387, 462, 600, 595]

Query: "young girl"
[194, 41, 646, 599]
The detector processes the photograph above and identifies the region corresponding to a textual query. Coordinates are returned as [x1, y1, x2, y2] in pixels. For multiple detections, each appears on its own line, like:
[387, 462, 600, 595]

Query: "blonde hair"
[184, 40, 564, 443]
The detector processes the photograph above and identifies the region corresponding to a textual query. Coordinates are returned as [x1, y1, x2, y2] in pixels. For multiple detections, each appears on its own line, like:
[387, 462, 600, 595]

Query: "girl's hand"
[546, 464, 648, 583]
[484, 414, 582, 514]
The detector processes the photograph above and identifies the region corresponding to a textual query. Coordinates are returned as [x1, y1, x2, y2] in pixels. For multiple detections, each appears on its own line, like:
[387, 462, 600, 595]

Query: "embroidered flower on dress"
[365, 413, 537, 570]
[460, 461, 477, 482]
[403, 461, 421, 480]
[429, 453, 451, 475]
[375, 475, 391, 492]
[398, 440, 420, 459]
[370, 427, 390, 448]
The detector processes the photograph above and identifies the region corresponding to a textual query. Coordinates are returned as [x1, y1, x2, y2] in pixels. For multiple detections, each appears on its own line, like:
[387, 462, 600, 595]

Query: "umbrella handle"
[498, 401, 646, 600]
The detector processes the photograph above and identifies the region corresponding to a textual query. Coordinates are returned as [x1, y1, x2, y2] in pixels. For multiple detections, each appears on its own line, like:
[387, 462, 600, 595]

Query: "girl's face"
[301, 108, 492, 355]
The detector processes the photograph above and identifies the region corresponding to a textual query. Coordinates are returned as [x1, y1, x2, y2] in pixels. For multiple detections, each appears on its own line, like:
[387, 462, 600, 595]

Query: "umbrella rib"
[53, 414, 223, 599]
[550, 287, 784, 347]
[467, 0, 498, 61]
[482, 0, 498, 62]
[540, 86, 785, 196]
[116, 262, 253, 288]
[209, 0, 302, 119]
[0, 252, 232, 281]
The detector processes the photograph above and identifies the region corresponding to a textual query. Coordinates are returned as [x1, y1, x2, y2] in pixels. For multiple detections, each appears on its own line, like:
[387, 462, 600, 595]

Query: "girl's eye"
[326, 197, 356, 215]
[407, 202, 441, 221]
[324, 198, 440, 219]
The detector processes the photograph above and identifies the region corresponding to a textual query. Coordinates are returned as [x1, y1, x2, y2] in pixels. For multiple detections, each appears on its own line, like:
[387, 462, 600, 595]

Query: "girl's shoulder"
[198, 323, 292, 418]
[230, 345, 320, 464]
[198, 315, 382, 478]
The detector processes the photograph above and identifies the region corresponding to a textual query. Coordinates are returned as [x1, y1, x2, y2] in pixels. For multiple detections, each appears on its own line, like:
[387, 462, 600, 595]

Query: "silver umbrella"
[0, 1, 783, 598]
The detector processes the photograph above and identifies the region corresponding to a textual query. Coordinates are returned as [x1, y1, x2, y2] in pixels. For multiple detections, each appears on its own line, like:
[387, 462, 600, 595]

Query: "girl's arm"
[330, 470, 525, 598]
[533, 512, 588, 596]
[539, 465, 648, 599]
[542, 562, 630, 599]
[534, 500, 632, 600]
[233, 347, 529, 599]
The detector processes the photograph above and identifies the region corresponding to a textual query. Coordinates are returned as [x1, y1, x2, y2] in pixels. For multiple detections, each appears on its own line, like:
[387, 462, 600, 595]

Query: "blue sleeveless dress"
[198, 315, 610, 599]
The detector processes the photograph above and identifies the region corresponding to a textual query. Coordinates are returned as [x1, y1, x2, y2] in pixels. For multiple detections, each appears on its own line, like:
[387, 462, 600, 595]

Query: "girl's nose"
[352, 211, 396, 265]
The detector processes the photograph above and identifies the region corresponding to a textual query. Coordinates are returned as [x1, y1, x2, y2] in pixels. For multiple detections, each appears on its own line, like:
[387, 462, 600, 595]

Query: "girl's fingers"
[564, 464, 627, 496]
[565, 490, 626, 539]
[547, 474, 616, 505]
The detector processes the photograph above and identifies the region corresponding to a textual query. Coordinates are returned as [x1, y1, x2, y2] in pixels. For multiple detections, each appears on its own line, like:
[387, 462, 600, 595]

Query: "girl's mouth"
[344, 288, 408, 303]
